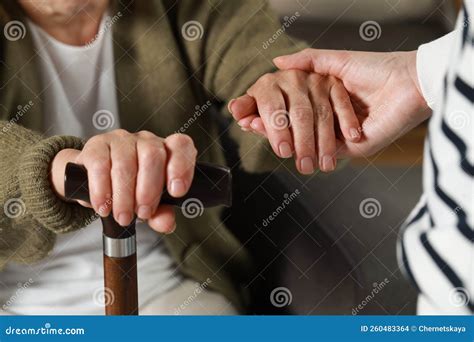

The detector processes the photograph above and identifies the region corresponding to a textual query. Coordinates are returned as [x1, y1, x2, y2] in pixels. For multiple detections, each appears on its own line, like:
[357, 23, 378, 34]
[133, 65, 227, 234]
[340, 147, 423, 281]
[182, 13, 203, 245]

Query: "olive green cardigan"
[0, 0, 306, 310]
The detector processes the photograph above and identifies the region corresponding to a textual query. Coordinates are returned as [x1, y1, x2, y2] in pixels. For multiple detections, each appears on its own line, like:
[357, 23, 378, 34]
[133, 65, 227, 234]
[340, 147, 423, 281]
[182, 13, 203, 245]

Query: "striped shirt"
[398, 1, 474, 314]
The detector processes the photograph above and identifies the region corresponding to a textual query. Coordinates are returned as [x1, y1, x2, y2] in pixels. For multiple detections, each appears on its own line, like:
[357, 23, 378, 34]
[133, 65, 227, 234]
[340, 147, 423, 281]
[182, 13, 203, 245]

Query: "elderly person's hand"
[50, 130, 197, 233]
[228, 70, 361, 174]
[273, 49, 432, 158]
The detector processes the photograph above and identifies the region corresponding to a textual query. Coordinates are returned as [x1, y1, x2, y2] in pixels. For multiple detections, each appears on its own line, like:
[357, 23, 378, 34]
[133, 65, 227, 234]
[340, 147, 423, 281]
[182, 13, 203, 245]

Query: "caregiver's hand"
[273, 49, 432, 157]
[228, 70, 361, 174]
[50, 130, 197, 233]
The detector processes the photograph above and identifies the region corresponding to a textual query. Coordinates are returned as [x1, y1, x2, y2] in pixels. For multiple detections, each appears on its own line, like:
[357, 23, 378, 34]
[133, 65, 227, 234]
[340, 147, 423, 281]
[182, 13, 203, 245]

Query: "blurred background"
[226, 0, 460, 315]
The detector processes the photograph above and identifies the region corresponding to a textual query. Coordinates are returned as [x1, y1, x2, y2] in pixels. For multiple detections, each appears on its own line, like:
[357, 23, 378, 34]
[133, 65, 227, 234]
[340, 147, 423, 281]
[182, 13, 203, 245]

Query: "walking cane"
[64, 162, 232, 315]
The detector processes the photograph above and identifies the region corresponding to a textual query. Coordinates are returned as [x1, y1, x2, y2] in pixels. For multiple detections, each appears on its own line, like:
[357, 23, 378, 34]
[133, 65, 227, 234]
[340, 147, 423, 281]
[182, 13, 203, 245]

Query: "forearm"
[0, 121, 94, 265]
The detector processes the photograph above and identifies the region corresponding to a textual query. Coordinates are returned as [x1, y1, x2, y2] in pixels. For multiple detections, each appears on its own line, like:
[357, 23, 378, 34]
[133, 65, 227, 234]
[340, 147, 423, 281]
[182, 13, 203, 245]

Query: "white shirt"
[398, 2, 473, 314]
[0, 13, 182, 315]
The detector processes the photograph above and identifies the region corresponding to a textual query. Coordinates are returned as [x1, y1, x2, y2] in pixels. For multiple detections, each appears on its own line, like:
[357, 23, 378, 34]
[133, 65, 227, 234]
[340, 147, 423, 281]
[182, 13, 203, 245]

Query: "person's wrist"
[50, 148, 81, 199]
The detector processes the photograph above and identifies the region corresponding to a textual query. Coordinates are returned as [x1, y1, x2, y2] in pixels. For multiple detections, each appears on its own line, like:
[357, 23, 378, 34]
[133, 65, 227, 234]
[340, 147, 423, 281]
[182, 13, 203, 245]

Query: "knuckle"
[257, 73, 276, 86]
[282, 72, 306, 90]
[112, 128, 130, 138]
[327, 75, 338, 84]
[85, 135, 103, 146]
[137, 130, 158, 140]
[190, 145, 198, 158]
[315, 104, 332, 122]
[112, 159, 137, 176]
[140, 144, 166, 165]
[308, 73, 323, 85]
[261, 104, 283, 116]
[165, 133, 195, 150]
[87, 158, 111, 174]
[290, 106, 313, 123]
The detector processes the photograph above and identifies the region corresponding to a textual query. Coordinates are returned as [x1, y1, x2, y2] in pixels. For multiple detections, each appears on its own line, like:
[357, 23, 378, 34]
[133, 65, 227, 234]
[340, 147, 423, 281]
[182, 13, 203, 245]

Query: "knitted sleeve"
[0, 121, 95, 268]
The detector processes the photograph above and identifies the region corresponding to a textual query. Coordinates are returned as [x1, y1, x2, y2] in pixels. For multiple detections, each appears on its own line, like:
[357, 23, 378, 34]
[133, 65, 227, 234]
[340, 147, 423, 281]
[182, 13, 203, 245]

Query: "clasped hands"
[229, 49, 430, 173]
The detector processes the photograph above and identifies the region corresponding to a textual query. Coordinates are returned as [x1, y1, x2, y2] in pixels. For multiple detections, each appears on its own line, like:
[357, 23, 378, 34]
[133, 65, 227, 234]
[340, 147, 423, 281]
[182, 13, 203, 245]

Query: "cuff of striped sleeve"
[416, 31, 456, 109]
[18, 135, 96, 234]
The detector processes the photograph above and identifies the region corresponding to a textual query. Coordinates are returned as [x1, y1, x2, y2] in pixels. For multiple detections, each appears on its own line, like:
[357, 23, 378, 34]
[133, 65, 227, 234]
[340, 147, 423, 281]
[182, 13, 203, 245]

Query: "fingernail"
[170, 179, 186, 196]
[241, 127, 250, 132]
[300, 157, 314, 174]
[279, 142, 292, 158]
[322, 155, 335, 172]
[166, 223, 177, 235]
[228, 99, 236, 114]
[273, 56, 284, 64]
[118, 212, 132, 227]
[350, 128, 360, 141]
[137, 205, 152, 219]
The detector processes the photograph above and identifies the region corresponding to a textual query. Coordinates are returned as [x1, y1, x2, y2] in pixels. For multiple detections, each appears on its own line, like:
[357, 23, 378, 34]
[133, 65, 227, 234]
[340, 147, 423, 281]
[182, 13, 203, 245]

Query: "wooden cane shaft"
[103, 253, 139, 315]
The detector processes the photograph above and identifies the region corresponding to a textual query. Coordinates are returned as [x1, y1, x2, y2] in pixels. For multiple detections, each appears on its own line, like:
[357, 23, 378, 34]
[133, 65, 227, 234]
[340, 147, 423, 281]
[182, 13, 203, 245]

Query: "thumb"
[273, 49, 349, 78]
